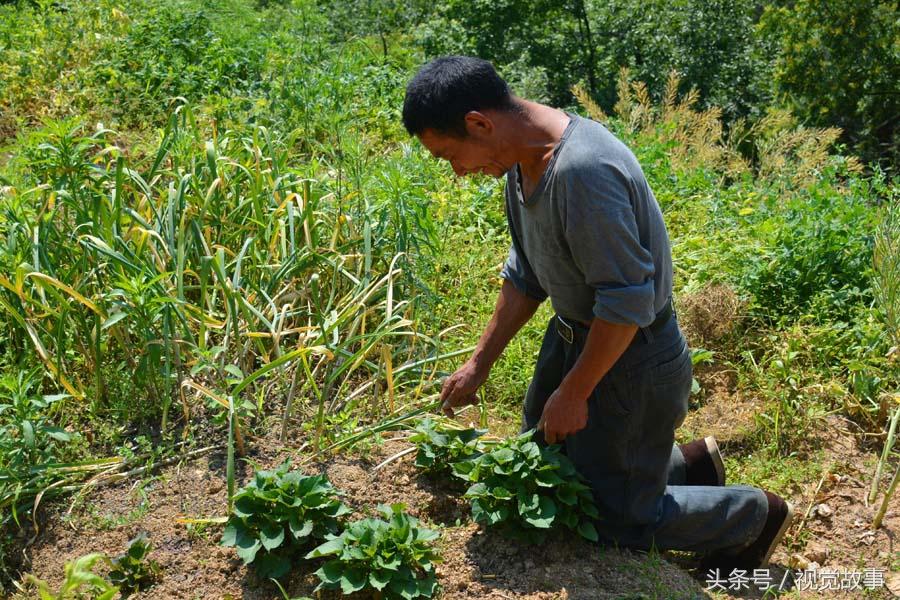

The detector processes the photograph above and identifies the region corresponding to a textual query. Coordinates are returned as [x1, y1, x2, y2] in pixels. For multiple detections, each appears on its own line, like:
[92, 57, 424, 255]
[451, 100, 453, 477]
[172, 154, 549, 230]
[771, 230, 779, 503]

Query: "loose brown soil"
[9, 366, 899, 599]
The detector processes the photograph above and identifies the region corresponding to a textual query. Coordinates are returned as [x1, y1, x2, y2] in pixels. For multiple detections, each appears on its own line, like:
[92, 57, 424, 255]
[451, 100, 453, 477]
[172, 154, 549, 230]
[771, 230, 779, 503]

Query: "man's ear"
[463, 111, 494, 138]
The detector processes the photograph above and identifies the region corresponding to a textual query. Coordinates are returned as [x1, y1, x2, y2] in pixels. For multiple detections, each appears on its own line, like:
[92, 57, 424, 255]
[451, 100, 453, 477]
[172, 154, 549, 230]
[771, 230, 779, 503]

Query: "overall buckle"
[556, 315, 574, 344]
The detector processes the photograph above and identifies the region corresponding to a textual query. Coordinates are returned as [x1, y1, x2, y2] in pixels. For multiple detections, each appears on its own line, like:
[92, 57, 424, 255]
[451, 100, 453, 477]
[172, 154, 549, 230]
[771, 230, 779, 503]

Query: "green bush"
[306, 503, 440, 599]
[93, 1, 267, 125]
[221, 462, 350, 578]
[451, 431, 600, 544]
[588, 0, 770, 122]
[739, 184, 876, 323]
[414, 0, 589, 106]
[416, 0, 770, 122]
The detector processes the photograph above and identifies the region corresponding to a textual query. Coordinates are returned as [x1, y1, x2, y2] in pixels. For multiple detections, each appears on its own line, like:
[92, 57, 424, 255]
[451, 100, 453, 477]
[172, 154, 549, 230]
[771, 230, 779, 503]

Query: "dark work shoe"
[679, 436, 725, 486]
[700, 491, 795, 572]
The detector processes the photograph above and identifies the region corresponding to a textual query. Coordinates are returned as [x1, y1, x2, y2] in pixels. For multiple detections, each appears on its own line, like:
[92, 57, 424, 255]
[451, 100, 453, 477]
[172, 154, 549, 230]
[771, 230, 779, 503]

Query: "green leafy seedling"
[452, 430, 600, 544]
[107, 532, 160, 596]
[306, 503, 441, 599]
[409, 418, 486, 478]
[221, 461, 350, 579]
[25, 553, 118, 600]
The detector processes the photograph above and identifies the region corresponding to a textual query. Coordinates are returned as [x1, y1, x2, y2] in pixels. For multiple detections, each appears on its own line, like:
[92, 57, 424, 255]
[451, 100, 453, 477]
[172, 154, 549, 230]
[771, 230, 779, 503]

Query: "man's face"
[418, 128, 509, 179]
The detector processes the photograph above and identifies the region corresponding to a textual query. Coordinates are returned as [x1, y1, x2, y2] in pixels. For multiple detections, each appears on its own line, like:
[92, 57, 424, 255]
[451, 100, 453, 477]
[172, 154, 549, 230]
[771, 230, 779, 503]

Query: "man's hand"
[440, 359, 488, 417]
[537, 384, 590, 444]
[537, 318, 638, 444]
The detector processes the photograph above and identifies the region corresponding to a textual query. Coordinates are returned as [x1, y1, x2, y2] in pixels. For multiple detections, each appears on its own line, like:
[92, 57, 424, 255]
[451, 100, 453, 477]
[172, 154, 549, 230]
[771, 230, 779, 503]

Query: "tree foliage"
[760, 0, 899, 165]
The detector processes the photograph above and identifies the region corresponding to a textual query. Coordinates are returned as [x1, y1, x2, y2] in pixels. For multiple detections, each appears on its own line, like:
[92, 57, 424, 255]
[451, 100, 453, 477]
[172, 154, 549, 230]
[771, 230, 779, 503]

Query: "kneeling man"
[402, 56, 793, 570]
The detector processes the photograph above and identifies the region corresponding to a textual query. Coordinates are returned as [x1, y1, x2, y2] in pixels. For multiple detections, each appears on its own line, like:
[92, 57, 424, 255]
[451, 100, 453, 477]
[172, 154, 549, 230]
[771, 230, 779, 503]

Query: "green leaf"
[42, 426, 71, 442]
[417, 572, 438, 597]
[233, 496, 257, 518]
[224, 364, 244, 379]
[339, 567, 367, 594]
[317, 560, 344, 584]
[306, 537, 344, 559]
[492, 448, 515, 463]
[21, 420, 34, 447]
[255, 552, 290, 579]
[517, 491, 539, 513]
[224, 523, 262, 563]
[220, 522, 240, 547]
[259, 523, 285, 551]
[235, 536, 262, 564]
[289, 517, 314, 540]
[577, 520, 599, 542]
[580, 498, 600, 520]
[524, 496, 555, 529]
[369, 569, 392, 590]
[389, 573, 420, 600]
[556, 485, 577, 505]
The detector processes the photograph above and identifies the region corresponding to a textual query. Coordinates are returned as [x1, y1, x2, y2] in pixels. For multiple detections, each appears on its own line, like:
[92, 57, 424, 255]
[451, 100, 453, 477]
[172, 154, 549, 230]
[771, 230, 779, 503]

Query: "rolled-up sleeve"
[563, 162, 656, 326]
[500, 241, 548, 302]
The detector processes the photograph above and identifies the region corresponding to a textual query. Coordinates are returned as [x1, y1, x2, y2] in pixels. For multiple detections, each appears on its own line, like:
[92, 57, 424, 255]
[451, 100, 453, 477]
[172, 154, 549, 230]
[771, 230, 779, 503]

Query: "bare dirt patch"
[679, 360, 761, 447]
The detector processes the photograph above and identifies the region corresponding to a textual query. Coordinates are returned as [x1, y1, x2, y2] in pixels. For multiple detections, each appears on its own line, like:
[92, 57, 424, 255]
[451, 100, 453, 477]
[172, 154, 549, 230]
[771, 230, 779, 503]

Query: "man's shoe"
[700, 491, 795, 572]
[679, 436, 725, 486]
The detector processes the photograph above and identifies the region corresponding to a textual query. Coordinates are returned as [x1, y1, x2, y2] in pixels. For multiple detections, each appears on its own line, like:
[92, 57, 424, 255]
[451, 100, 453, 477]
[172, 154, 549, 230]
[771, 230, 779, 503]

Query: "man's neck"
[500, 99, 570, 182]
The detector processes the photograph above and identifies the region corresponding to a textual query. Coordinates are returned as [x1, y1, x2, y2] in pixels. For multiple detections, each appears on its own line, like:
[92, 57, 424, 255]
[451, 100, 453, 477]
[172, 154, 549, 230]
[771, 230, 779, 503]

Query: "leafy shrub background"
[759, 0, 899, 166]
[93, 2, 267, 125]
[739, 189, 877, 323]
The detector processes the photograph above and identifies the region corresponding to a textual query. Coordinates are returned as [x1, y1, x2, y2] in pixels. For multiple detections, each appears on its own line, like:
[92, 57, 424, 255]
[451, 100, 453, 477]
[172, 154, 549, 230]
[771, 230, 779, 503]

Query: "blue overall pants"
[522, 312, 769, 554]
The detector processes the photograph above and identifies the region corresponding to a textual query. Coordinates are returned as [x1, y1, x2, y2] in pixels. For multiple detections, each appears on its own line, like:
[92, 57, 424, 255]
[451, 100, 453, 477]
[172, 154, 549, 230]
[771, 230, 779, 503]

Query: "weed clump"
[677, 284, 744, 349]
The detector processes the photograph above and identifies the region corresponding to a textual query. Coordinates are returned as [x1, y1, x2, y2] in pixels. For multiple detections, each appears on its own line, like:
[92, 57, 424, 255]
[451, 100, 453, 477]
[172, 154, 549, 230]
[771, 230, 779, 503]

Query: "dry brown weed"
[677, 284, 745, 349]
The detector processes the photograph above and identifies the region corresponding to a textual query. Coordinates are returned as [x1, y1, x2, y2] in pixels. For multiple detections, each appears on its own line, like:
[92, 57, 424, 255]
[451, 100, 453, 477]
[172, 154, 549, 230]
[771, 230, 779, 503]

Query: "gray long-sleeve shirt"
[500, 114, 673, 327]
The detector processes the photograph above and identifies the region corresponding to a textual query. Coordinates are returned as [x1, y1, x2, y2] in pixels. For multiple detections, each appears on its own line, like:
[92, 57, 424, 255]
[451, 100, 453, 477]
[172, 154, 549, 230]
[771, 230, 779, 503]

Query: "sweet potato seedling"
[221, 461, 350, 578]
[306, 503, 440, 599]
[452, 431, 600, 544]
[409, 417, 486, 478]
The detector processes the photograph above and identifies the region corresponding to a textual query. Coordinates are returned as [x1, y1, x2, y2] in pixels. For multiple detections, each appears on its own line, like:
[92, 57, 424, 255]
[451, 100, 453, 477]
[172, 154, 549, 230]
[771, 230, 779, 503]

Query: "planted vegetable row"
[220, 419, 601, 599]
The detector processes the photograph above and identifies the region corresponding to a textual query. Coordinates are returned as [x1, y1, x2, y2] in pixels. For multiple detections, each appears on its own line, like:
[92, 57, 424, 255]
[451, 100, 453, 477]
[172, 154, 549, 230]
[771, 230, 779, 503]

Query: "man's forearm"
[559, 318, 638, 398]
[471, 279, 542, 374]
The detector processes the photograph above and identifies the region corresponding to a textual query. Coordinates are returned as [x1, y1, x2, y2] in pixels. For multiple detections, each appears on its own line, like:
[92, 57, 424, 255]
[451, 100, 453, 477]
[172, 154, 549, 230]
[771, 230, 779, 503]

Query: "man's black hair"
[402, 56, 517, 137]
